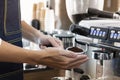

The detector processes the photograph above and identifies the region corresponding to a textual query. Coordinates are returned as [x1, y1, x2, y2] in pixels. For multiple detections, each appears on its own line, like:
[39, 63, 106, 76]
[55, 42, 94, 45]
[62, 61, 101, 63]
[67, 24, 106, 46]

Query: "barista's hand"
[40, 35, 63, 48]
[34, 47, 89, 69]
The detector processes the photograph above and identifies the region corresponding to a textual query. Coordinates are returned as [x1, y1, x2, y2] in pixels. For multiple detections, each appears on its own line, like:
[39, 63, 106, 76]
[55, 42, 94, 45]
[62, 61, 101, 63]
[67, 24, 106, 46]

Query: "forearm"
[0, 40, 89, 69]
[21, 20, 44, 44]
[21, 20, 63, 49]
[0, 40, 43, 64]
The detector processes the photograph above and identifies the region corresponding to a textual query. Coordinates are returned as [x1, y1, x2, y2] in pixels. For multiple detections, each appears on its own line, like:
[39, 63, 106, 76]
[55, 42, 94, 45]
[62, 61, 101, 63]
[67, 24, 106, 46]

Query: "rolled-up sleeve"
[0, 38, 2, 45]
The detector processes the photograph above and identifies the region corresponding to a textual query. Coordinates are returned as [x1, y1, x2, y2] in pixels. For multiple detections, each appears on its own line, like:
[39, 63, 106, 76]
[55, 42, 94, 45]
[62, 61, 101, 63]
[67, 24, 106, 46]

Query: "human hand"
[35, 47, 89, 69]
[40, 35, 63, 48]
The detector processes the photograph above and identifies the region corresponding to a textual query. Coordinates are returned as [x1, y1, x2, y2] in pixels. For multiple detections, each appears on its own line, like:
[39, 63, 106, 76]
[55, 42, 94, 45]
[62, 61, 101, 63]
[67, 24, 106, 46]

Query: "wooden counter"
[24, 68, 65, 80]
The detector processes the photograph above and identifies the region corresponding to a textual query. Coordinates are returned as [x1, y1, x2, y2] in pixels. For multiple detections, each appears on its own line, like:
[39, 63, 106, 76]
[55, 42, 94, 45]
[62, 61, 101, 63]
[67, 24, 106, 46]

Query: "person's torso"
[0, 0, 23, 80]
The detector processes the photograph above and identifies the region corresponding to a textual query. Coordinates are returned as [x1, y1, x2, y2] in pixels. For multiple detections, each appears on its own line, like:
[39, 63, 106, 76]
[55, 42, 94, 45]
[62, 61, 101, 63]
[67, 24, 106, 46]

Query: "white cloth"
[0, 38, 2, 45]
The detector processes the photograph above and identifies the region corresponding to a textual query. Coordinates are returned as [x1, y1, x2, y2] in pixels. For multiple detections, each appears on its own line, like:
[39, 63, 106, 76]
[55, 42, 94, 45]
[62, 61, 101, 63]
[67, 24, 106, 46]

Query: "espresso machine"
[65, 0, 120, 80]
[70, 20, 120, 80]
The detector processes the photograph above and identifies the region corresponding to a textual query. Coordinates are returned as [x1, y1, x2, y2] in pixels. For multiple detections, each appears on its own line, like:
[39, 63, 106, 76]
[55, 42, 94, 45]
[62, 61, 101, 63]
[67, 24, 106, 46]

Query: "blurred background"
[20, 0, 120, 31]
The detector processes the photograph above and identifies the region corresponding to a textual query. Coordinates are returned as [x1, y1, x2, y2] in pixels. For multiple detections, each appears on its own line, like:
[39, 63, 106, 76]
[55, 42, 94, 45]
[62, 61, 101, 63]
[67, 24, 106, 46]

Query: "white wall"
[20, 0, 43, 24]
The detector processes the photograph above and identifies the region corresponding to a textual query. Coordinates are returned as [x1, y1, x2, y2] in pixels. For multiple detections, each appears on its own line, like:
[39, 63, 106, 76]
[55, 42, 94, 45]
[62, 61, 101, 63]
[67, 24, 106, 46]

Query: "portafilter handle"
[69, 24, 89, 36]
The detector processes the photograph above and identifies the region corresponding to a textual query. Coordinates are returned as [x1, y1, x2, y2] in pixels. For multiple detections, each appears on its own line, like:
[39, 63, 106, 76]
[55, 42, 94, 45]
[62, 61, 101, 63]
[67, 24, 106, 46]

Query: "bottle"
[31, 19, 40, 30]
[31, 3, 40, 30]
[44, 8, 55, 33]
[44, 0, 55, 33]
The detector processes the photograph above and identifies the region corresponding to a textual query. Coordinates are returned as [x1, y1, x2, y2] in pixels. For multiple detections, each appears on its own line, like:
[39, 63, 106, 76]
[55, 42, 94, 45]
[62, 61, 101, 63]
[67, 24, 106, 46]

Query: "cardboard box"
[104, 0, 120, 12]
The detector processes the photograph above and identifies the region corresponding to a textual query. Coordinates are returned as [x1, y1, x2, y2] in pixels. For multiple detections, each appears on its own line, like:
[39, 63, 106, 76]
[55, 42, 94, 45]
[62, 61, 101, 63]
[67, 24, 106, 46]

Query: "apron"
[0, 0, 23, 80]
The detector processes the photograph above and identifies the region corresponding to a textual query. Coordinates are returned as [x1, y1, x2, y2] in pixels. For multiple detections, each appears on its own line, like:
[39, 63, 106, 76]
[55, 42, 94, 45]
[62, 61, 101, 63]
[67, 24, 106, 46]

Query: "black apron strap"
[0, 69, 23, 80]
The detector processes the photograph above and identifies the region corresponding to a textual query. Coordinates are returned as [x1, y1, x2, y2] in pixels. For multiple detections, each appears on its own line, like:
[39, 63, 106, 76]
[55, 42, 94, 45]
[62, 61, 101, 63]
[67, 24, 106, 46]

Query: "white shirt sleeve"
[0, 38, 2, 45]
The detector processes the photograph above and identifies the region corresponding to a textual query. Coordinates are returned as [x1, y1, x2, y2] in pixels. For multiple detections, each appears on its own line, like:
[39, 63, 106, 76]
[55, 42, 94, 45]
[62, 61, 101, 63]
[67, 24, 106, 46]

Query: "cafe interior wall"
[20, 0, 72, 30]
[20, 0, 42, 24]
[43, 0, 72, 30]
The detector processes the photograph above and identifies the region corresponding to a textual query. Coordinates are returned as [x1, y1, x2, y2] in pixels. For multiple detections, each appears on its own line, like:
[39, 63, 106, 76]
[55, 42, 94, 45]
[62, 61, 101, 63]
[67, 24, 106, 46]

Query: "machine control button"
[117, 31, 120, 39]
[102, 32, 106, 37]
[114, 33, 117, 39]
[93, 30, 97, 35]
[90, 26, 108, 39]
[117, 33, 120, 39]
[96, 28, 100, 36]
[99, 31, 103, 37]
[90, 28, 94, 35]
[110, 33, 114, 39]
[110, 30, 115, 39]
